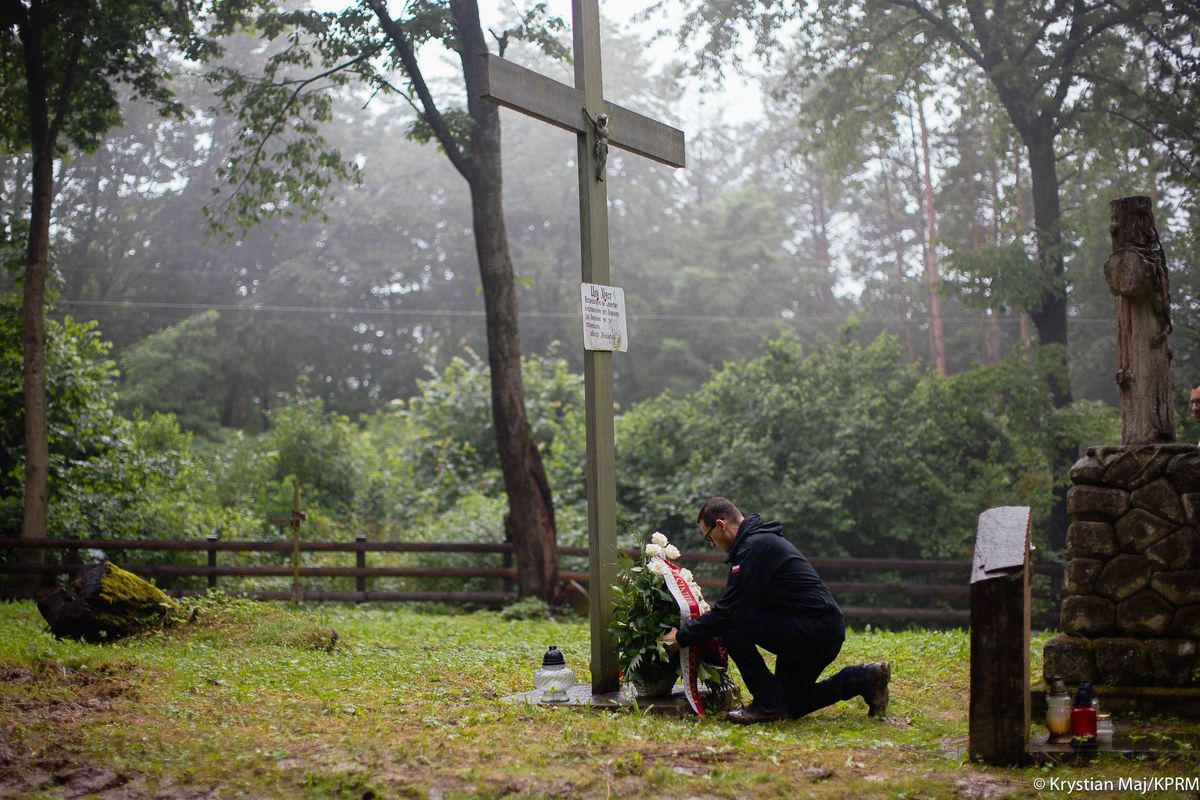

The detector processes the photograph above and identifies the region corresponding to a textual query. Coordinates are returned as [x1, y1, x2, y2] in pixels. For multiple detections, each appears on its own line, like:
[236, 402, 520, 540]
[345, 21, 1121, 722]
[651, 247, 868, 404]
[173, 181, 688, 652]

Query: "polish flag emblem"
[730, 564, 741, 573]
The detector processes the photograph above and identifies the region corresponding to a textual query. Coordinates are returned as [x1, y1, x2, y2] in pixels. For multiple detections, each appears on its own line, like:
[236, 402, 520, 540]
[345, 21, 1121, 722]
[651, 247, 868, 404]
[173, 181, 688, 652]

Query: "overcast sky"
[466, 0, 763, 130]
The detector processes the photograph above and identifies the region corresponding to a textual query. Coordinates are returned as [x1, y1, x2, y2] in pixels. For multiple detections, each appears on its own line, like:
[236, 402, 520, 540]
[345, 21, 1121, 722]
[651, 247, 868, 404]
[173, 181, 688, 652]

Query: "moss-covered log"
[37, 562, 179, 641]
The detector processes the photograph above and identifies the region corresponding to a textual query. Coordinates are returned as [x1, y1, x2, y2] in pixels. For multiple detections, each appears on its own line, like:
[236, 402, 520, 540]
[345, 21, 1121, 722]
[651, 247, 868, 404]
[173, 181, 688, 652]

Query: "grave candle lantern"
[1070, 681, 1098, 747]
[1044, 676, 1072, 741]
[533, 645, 575, 703]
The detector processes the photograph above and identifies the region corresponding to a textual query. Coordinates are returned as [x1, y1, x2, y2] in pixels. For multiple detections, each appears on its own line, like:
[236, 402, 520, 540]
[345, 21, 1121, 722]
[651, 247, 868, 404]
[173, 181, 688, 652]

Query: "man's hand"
[662, 627, 680, 655]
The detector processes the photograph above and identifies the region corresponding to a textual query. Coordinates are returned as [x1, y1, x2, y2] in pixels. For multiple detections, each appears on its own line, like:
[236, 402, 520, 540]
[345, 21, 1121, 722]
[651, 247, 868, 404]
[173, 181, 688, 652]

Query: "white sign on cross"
[480, 0, 686, 693]
[580, 283, 628, 353]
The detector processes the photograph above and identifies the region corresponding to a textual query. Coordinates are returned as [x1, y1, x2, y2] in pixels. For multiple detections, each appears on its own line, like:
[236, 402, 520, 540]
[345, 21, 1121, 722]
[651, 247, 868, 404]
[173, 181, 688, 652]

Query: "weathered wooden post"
[1103, 195, 1174, 444]
[271, 484, 307, 603]
[206, 530, 219, 591]
[355, 532, 367, 597]
[289, 483, 304, 604]
[969, 506, 1033, 765]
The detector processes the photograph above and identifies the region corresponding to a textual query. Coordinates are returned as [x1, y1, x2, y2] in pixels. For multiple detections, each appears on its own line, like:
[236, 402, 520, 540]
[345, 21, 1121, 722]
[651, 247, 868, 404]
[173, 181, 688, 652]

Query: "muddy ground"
[0, 663, 218, 800]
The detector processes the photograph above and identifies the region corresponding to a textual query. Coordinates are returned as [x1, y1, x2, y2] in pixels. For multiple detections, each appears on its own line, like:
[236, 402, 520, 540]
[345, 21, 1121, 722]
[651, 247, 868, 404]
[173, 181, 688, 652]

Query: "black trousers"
[721, 605, 864, 718]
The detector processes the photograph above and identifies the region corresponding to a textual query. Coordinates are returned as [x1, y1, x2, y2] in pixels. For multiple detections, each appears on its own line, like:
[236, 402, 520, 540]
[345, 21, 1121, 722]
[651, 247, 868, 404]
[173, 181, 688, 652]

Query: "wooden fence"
[0, 537, 1064, 627]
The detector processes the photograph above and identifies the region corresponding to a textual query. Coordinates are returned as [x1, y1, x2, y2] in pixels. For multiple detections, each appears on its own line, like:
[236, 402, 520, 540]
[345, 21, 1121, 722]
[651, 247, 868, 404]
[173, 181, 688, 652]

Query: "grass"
[1, 597, 1197, 799]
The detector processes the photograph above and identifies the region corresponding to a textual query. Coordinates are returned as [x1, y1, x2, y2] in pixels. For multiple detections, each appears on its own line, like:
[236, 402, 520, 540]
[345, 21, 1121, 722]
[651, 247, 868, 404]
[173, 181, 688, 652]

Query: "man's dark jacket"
[676, 514, 842, 647]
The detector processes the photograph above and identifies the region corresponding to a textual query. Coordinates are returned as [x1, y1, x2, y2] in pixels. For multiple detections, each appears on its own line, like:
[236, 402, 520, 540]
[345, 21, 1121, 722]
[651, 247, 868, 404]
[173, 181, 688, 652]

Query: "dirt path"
[0, 663, 218, 799]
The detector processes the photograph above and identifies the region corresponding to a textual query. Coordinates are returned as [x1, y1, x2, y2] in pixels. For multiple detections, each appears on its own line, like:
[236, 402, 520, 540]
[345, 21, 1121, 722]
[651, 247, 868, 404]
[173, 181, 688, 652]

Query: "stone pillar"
[1044, 445, 1200, 688]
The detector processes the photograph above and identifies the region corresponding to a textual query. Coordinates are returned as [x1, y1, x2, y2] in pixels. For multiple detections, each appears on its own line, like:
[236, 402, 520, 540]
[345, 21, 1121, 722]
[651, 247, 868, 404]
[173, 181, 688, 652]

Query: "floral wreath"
[610, 532, 735, 715]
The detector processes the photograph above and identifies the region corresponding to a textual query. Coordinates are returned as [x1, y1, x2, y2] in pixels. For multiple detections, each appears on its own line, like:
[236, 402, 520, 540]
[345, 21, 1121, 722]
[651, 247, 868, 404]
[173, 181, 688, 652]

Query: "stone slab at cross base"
[505, 684, 713, 718]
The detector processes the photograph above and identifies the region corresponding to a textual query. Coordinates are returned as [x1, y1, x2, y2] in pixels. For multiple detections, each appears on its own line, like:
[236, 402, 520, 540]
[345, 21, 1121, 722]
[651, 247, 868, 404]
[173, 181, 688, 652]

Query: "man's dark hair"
[698, 496, 741, 528]
[1193, 380, 1200, 389]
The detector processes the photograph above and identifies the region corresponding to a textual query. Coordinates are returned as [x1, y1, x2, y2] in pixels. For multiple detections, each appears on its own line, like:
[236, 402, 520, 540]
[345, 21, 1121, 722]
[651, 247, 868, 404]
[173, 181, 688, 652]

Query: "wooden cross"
[480, 0, 686, 694]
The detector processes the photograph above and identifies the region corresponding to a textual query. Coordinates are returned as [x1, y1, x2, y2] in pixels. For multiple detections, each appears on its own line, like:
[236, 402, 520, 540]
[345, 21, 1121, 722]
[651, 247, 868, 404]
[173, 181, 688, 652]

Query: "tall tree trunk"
[963, 150, 989, 365]
[1019, 313, 1032, 345]
[0, 158, 7, 221]
[917, 98, 946, 375]
[1147, 132, 1159, 208]
[467, 170, 560, 602]
[810, 177, 834, 313]
[985, 157, 1005, 363]
[983, 310, 1001, 363]
[454, 0, 559, 601]
[1016, 121, 1073, 550]
[1009, 150, 1034, 346]
[18, 3, 52, 587]
[369, 0, 560, 601]
[1012, 152, 1022, 214]
[881, 162, 916, 362]
[1023, 130, 1070, 402]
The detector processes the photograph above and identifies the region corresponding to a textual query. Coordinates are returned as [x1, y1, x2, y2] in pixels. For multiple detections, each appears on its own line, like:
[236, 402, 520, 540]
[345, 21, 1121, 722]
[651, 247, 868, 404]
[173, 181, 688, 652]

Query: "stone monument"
[1043, 197, 1200, 706]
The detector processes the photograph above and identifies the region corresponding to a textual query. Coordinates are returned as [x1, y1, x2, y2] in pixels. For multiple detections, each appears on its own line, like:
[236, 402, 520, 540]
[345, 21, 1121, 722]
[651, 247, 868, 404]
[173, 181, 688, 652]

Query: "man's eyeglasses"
[702, 521, 719, 546]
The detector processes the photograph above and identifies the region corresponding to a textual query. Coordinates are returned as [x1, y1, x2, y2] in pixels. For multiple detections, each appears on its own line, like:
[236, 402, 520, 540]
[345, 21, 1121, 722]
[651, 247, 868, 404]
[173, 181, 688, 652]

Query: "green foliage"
[374, 348, 584, 515]
[264, 391, 359, 516]
[407, 492, 508, 593]
[499, 3, 569, 62]
[2, 292, 1116, 572]
[406, 107, 474, 155]
[394, 350, 502, 507]
[0, 0, 222, 155]
[681, 0, 1200, 388]
[942, 241, 1056, 314]
[498, 595, 555, 621]
[0, 293, 119, 536]
[618, 331, 1107, 558]
[206, 0, 570, 234]
[0, 294, 258, 548]
[47, 412, 259, 550]
[116, 310, 226, 434]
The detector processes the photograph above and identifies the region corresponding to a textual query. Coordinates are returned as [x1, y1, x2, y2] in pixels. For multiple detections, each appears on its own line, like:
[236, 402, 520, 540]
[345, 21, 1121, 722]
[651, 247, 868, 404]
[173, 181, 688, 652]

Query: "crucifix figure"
[481, 0, 686, 694]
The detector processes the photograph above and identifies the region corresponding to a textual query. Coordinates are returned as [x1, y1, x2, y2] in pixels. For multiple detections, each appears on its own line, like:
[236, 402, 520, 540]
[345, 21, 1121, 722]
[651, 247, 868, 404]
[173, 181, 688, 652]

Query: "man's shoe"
[727, 705, 788, 725]
[864, 661, 890, 717]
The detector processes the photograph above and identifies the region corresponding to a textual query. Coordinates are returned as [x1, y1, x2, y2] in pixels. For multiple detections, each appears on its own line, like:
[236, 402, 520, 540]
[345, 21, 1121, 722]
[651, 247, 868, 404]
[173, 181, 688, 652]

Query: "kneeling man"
[663, 496, 890, 724]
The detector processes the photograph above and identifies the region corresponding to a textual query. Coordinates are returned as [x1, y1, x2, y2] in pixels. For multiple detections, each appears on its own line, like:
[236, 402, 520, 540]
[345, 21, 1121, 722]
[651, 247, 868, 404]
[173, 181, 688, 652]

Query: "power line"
[61, 299, 532, 318]
[58, 298, 1115, 326]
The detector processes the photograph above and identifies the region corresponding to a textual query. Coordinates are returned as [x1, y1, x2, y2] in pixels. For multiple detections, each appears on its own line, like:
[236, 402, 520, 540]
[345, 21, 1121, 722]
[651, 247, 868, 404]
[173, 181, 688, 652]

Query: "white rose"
[698, 600, 710, 614]
[679, 568, 694, 582]
[648, 558, 669, 575]
[651, 532, 669, 547]
[645, 543, 662, 558]
[664, 544, 681, 561]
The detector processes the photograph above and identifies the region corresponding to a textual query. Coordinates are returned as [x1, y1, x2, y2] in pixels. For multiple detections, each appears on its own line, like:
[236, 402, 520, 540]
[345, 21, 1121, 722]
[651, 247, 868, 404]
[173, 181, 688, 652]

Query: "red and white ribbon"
[652, 556, 705, 716]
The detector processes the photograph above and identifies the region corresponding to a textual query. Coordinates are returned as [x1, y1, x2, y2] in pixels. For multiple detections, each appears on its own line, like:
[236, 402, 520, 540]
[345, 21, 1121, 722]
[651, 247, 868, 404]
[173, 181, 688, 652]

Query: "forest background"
[2, 0, 1199, 591]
